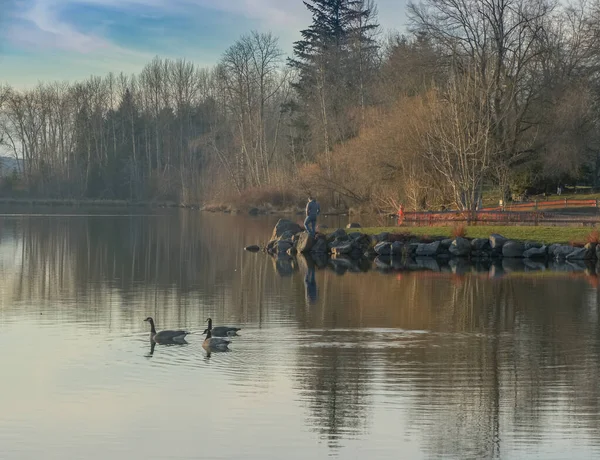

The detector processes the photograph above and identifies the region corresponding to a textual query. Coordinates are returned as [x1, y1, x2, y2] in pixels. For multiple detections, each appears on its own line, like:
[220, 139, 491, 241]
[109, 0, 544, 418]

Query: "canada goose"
[203, 327, 230, 351]
[206, 318, 241, 337]
[144, 317, 189, 344]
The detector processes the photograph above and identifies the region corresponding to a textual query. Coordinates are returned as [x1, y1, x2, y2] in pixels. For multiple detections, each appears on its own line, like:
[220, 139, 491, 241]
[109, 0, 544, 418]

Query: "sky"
[0, 0, 409, 89]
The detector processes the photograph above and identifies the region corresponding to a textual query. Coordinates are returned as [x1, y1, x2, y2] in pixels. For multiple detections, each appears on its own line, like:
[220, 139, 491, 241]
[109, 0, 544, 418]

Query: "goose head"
[206, 318, 213, 329]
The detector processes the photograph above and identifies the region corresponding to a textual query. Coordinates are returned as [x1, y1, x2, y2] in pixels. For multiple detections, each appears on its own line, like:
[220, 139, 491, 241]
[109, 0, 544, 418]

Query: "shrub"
[452, 224, 467, 238]
[586, 229, 600, 244]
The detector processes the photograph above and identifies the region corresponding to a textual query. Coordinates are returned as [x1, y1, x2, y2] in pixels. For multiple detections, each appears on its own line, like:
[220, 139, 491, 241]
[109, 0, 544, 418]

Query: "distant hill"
[0, 157, 22, 177]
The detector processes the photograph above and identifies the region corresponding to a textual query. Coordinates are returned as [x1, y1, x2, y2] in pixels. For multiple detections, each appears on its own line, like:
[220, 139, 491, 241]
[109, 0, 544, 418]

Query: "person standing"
[305, 196, 320, 237]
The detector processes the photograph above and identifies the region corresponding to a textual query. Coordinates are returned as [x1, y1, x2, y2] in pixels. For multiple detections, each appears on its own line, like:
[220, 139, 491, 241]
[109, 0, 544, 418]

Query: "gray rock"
[279, 230, 295, 241]
[348, 232, 363, 239]
[524, 241, 543, 250]
[489, 233, 508, 249]
[391, 241, 404, 256]
[416, 240, 441, 257]
[471, 238, 490, 251]
[407, 243, 420, 255]
[523, 245, 547, 259]
[440, 238, 454, 250]
[585, 243, 597, 260]
[566, 247, 587, 260]
[449, 237, 471, 257]
[276, 240, 293, 253]
[347, 223, 361, 229]
[375, 232, 390, 243]
[271, 219, 302, 240]
[364, 247, 377, 258]
[502, 241, 525, 258]
[374, 241, 392, 256]
[327, 229, 348, 243]
[310, 238, 328, 254]
[548, 244, 562, 257]
[553, 245, 576, 259]
[331, 241, 354, 255]
[248, 207, 260, 216]
[296, 232, 315, 253]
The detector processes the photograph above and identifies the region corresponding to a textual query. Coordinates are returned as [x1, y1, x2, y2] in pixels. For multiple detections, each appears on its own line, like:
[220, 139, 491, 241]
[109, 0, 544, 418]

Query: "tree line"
[1, 0, 600, 211]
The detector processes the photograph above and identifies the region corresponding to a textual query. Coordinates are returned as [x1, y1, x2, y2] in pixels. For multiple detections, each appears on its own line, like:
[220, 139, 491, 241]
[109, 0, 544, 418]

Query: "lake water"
[1, 211, 600, 460]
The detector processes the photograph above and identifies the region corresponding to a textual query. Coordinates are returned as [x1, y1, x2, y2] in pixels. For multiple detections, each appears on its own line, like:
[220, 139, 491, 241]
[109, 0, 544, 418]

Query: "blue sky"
[0, 0, 409, 89]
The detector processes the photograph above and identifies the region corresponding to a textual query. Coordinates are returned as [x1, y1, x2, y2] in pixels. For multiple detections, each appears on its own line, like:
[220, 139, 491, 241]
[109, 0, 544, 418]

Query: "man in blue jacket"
[304, 196, 320, 238]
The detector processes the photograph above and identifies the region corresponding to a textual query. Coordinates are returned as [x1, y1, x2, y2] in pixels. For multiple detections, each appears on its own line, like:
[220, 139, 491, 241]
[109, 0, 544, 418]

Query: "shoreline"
[256, 219, 600, 269]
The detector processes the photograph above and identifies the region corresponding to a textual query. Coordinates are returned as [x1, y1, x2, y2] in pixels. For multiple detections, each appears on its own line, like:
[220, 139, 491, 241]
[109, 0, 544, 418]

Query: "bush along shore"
[251, 219, 600, 269]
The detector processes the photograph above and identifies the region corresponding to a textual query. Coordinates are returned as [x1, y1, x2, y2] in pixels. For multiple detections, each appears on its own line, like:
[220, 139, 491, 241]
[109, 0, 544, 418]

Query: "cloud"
[1, 0, 409, 89]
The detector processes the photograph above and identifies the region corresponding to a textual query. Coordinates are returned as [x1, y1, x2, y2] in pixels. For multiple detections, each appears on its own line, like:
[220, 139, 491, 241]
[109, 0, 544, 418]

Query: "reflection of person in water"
[304, 264, 318, 305]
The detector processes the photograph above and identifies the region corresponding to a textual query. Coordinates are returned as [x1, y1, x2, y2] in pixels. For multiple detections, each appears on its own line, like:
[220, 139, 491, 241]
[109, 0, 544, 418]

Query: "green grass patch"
[334, 225, 598, 245]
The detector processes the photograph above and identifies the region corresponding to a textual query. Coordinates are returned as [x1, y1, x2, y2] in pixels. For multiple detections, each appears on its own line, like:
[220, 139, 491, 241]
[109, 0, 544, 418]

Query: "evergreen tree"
[288, 0, 379, 174]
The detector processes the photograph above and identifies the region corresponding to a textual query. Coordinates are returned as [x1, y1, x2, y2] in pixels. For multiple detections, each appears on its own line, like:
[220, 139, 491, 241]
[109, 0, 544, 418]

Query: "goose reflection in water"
[145, 336, 189, 358]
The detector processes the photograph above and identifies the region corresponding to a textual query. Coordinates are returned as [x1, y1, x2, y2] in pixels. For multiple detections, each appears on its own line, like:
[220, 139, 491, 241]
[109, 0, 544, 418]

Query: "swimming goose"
[144, 317, 190, 344]
[203, 327, 231, 351]
[206, 318, 241, 337]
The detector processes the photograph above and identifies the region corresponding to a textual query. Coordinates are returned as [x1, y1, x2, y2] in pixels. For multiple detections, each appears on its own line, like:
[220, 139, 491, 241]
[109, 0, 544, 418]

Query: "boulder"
[279, 230, 295, 241]
[565, 244, 595, 260]
[310, 238, 328, 254]
[523, 245, 547, 259]
[440, 238, 454, 250]
[566, 247, 588, 260]
[391, 241, 404, 256]
[346, 223, 361, 229]
[449, 237, 471, 257]
[489, 233, 508, 249]
[471, 238, 490, 251]
[553, 245, 576, 260]
[407, 243, 420, 255]
[415, 240, 441, 257]
[524, 241, 543, 250]
[296, 232, 315, 253]
[331, 241, 354, 255]
[364, 247, 377, 258]
[375, 232, 390, 243]
[585, 243, 597, 260]
[502, 241, 525, 258]
[244, 245, 260, 252]
[348, 232, 363, 239]
[248, 207, 260, 216]
[276, 240, 293, 254]
[327, 229, 347, 243]
[374, 241, 392, 256]
[271, 219, 302, 240]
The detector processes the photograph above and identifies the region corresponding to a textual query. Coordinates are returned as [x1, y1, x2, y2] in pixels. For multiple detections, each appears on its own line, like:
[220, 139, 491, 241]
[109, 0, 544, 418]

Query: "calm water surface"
[0, 212, 599, 460]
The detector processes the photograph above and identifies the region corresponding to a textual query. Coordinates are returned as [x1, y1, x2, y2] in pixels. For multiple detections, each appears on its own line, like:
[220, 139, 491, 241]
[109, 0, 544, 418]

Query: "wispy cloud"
[1, 0, 408, 88]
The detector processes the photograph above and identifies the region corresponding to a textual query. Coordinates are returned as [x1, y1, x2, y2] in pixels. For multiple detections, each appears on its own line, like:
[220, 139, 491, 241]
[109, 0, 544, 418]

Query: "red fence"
[399, 209, 600, 226]
[484, 198, 598, 212]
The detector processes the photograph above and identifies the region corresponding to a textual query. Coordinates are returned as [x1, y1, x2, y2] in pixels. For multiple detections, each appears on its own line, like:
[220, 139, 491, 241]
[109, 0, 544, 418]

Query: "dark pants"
[304, 216, 316, 236]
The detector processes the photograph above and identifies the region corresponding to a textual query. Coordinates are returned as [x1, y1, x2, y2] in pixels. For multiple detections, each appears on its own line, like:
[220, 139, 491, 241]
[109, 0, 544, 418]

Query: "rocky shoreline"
[252, 219, 600, 265]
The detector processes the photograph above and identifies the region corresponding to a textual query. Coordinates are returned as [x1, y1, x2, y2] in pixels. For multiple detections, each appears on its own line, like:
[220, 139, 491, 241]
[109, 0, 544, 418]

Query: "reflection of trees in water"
[380, 275, 600, 459]
[294, 345, 372, 450]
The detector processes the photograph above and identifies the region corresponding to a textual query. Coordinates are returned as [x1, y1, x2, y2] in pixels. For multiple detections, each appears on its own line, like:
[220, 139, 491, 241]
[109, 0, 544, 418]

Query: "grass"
[329, 225, 600, 245]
